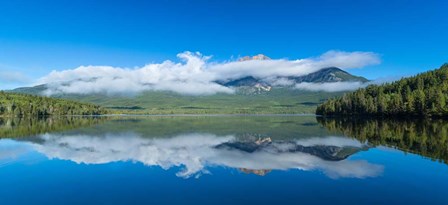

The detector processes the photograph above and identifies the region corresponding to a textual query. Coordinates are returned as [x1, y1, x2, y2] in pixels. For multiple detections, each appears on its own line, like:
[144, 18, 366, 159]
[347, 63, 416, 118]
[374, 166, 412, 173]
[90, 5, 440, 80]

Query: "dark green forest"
[317, 117, 448, 164]
[316, 64, 448, 117]
[0, 92, 106, 116]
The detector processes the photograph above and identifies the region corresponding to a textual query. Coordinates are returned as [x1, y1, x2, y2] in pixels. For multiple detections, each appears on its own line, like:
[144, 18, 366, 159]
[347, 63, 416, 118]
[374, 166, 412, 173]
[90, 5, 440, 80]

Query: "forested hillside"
[0, 91, 106, 116]
[316, 64, 448, 117]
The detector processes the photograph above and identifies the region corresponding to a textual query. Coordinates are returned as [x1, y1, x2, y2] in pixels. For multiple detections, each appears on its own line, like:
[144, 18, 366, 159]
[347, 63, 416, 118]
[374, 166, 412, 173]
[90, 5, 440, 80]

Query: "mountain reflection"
[2, 132, 383, 179]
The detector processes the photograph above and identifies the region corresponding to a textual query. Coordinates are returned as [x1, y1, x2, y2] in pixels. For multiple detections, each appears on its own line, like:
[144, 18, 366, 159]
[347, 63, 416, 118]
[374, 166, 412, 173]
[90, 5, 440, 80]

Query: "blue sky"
[0, 0, 447, 89]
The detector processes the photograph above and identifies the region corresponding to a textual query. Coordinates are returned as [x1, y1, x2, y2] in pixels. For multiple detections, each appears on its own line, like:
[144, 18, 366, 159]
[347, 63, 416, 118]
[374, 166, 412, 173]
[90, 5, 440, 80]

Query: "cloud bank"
[295, 82, 368, 92]
[37, 50, 380, 95]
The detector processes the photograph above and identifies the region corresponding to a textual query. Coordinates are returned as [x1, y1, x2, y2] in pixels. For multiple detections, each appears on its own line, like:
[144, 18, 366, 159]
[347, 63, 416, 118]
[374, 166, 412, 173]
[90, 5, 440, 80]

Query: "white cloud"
[295, 82, 368, 92]
[294, 136, 364, 147]
[293, 75, 401, 92]
[37, 50, 380, 95]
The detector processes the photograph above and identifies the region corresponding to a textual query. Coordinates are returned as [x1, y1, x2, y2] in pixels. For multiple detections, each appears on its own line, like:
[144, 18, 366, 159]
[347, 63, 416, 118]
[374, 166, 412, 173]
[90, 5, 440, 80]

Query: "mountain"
[12, 66, 366, 96]
[12, 54, 368, 95]
[8, 56, 370, 114]
[11, 84, 48, 94]
[221, 67, 368, 89]
[316, 63, 448, 117]
[220, 76, 272, 95]
[290, 67, 369, 83]
[216, 65, 368, 96]
[223, 76, 264, 87]
[223, 55, 368, 87]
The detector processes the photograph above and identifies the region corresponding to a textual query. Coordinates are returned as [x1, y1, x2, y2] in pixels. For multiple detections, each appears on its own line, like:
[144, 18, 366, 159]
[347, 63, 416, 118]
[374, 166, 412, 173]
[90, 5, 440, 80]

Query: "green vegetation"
[317, 117, 448, 164]
[0, 91, 106, 116]
[317, 64, 448, 117]
[53, 88, 342, 114]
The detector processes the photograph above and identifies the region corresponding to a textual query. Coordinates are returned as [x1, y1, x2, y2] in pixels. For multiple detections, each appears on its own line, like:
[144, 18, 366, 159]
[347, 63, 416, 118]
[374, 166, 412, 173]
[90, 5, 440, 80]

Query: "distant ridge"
[290, 67, 369, 83]
[221, 66, 369, 88]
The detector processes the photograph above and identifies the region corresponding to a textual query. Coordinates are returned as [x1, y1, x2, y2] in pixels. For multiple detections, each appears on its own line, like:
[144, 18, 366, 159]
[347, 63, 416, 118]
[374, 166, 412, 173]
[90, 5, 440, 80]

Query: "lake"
[0, 116, 447, 205]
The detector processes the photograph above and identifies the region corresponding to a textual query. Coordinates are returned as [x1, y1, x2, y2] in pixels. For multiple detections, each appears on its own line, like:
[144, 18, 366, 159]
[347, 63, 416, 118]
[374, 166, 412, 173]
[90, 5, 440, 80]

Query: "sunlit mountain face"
[0, 131, 382, 179]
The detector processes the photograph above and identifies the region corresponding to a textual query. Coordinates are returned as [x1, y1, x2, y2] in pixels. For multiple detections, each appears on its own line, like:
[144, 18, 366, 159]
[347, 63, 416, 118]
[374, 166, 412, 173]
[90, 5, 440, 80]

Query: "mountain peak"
[319, 67, 348, 73]
[238, 54, 271, 62]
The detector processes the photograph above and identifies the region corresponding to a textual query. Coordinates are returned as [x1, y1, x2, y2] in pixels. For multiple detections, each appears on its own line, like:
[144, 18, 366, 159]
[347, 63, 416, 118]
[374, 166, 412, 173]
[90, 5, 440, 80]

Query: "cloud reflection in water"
[6, 133, 383, 179]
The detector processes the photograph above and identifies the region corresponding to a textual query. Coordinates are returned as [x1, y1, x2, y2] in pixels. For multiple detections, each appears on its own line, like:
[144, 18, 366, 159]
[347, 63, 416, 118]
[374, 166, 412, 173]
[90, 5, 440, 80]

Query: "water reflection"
[0, 117, 105, 138]
[317, 117, 448, 164]
[1, 116, 448, 205]
[0, 132, 382, 179]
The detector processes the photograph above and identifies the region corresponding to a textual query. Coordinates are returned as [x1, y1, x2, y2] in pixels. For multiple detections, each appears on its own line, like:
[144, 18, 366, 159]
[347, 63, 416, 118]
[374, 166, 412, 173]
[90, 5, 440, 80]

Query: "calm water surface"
[0, 116, 447, 205]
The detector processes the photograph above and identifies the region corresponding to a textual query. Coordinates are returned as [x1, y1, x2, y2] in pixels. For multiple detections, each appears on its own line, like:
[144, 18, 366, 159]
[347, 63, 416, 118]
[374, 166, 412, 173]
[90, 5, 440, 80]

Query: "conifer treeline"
[316, 64, 448, 117]
[0, 92, 106, 116]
